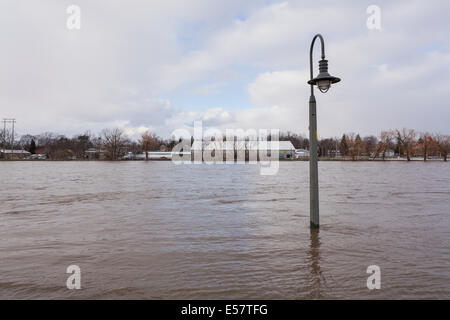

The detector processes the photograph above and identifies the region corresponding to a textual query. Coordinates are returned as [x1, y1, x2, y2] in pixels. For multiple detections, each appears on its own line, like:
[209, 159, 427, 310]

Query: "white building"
[190, 140, 296, 160]
[0, 149, 31, 159]
[295, 149, 310, 158]
[124, 151, 190, 160]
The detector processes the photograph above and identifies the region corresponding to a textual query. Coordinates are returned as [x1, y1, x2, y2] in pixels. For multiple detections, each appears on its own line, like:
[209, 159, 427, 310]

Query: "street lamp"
[307, 34, 340, 229]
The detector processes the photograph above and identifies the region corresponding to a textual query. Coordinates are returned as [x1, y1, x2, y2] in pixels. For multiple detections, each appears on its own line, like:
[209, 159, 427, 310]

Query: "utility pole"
[2, 118, 16, 159]
[2, 119, 5, 149]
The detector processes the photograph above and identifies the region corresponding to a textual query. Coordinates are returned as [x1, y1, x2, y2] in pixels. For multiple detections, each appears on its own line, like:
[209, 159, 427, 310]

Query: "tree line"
[0, 127, 448, 161]
[280, 129, 448, 161]
[266, 129, 448, 161]
[0, 129, 178, 160]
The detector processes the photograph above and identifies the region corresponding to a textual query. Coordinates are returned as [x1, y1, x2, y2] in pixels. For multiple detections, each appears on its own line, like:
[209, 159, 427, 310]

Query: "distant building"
[249, 141, 296, 159]
[385, 149, 395, 157]
[140, 151, 173, 159]
[148, 151, 172, 159]
[295, 148, 310, 158]
[0, 149, 31, 159]
[85, 148, 106, 160]
[371, 149, 395, 159]
[190, 140, 296, 161]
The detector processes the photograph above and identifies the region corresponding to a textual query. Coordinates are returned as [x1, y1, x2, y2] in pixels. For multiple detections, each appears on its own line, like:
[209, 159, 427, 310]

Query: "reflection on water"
[0, 161, 449, 299]
[305, 229, 324, 299]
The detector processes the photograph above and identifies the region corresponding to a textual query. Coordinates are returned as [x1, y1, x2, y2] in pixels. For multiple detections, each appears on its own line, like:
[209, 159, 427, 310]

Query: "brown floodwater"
[0, 161, 449, 299]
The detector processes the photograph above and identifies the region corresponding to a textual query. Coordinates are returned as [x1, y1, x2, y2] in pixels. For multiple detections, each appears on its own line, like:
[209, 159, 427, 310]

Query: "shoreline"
[0, 158, 447, 162]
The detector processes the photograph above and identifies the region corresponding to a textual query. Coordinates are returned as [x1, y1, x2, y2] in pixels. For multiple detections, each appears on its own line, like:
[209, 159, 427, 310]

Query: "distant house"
[248, 141, 296, 159]
[295, 148, 310, 158]
[85, 148, 106, 160]
[385, 149, 395, 157]
[372, 149, 395, 159]
[122, 151, 190, 160]
[0, 149, 31, 159]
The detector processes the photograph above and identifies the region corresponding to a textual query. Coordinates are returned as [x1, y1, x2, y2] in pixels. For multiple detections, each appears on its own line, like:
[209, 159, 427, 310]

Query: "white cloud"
[0, 0, 449, 140]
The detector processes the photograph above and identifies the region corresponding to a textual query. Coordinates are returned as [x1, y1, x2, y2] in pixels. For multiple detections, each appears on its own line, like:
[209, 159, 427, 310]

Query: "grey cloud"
[0, 0, 449, 139]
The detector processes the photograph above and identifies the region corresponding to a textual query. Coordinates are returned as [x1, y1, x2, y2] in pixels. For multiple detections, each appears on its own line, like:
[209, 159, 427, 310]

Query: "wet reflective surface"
[0, 161, 449, 299]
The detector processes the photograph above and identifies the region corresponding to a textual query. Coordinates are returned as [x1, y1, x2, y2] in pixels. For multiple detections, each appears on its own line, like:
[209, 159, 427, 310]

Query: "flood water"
[0, 161, 449, 299]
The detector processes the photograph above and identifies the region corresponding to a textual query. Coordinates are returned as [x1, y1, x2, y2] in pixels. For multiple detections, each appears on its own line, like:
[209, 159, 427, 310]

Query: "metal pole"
[309, 94, 319, 228]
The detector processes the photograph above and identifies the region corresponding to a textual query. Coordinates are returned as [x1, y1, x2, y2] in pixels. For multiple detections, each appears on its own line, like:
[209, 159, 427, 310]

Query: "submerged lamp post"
[307, 34, 341, 228]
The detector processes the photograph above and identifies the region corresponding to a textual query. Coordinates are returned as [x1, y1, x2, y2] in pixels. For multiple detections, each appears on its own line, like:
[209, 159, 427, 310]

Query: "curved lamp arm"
[309, 34, 325, 95]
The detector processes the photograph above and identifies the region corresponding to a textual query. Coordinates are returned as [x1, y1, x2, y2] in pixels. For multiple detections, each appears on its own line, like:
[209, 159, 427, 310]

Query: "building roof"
[248, 141, 295, 150]
[0, 149, 31, 154]
[85, 148, 105, 153]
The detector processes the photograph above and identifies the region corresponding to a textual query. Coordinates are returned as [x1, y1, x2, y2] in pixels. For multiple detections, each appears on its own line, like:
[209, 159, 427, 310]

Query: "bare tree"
[396, 128, 416, 161]
[0, 127, 10, 150]
[339, 134, 349, 157]
[374, 130, 395, 160]
[362, 135, 378, 156]
[35, 132, 57, 150]
[140, 131, 160, 160]
[345, 133, 357, 160]
[19, 134, 35, 150]
[280, 131, 309, 150]
[354, 134, 362, 159]
[0, 126, 17, 151]
[433, 134, 449, 162]
[101, 128, 127, 160]
[318, 138, 336, 157]
[418, 132, 433, 161]
[45, 135, 74, 160]
[71, 133, 93, 159]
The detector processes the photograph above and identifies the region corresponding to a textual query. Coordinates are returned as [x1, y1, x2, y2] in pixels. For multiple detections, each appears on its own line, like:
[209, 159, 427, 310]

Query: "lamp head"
[308, 59, 341, 93]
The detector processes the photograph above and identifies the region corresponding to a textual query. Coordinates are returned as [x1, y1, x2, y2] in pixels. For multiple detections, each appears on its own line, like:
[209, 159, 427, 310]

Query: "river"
[0, 161, 449, 299]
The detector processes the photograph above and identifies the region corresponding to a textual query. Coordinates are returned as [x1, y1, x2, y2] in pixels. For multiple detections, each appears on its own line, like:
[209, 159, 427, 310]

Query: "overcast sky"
[1, 0, 449, 139]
